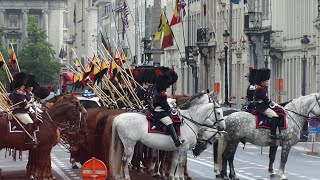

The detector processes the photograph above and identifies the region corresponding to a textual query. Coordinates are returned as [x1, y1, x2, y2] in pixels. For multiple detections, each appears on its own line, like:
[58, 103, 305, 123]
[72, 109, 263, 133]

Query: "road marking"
[301, 153, 320, 159]
[51, 159, 71, 180]
[187, 158, 257, 180]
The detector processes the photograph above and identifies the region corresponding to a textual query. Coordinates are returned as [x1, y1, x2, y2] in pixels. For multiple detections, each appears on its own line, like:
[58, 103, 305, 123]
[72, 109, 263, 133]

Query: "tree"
[18, 16, 60, 84]
[0, 27, 9, 85]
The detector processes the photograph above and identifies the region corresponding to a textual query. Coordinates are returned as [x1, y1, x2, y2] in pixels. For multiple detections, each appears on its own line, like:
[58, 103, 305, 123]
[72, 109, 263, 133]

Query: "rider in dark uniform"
[244, 67, 257, 112]
[152, 69, 184, 147]
[9, 73, 37, 145]
[253, 68, 280, 139]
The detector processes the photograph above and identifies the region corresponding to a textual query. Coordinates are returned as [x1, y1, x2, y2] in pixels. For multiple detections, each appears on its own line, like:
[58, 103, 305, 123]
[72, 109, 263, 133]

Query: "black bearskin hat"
[25, 74, 39, 89]
[11, 72, 28, 89]
[168, 69, 178, 85]
[155, 72, 171, 92]
[248, 68, 257, 84]
[33, 86, 51, 99]
[254, 68, 270, 85]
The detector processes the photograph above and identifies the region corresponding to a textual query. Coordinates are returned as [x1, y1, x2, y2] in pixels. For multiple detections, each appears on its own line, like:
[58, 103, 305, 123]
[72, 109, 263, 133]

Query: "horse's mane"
[179, 92, 207, 110]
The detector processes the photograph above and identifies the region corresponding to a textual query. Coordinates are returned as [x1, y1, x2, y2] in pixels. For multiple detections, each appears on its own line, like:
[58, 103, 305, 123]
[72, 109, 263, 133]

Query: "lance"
[100, 43, 145, 91]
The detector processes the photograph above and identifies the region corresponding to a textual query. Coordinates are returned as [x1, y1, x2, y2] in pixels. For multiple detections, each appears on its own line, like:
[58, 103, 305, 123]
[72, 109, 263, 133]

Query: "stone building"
[0, 0, 67, 61]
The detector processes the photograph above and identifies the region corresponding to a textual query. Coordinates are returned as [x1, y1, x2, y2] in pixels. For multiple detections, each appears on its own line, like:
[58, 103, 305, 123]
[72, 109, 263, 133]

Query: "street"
[0, 142, 319, 180]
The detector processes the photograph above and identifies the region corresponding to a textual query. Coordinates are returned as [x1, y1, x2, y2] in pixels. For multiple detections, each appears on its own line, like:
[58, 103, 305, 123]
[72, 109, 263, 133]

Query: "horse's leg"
[169, 151, 179, 180]
[227, 144, 239, 180]
[221, 142, 237, 180]
[0, 168, 2, 180]
[277, 143, 291, 180]
[176, 152, 187, 180]
[184, 160, 192, 180]
[70, 150, 79, 169]
[214, 134, 227, 179]
[122, 143, 136, 180]
[268, 146, 278, 176]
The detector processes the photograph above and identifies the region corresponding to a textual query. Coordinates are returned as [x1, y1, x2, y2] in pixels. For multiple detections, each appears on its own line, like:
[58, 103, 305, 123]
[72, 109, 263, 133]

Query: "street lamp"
[263, 40, 270, 68]
[301, 35, 310, 96]
[223, 30, 230, 105]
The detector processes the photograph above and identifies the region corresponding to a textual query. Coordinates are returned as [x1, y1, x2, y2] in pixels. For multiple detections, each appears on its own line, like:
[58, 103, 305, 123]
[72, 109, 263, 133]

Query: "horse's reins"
[282, 95, 320, 132]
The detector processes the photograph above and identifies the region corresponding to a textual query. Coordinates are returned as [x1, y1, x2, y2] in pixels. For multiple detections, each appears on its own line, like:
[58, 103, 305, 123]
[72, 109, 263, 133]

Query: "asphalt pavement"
[0, 142, 319, 180]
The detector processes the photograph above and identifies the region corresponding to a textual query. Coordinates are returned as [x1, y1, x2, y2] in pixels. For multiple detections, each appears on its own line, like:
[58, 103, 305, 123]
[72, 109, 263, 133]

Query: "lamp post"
[223, 30, 230, 105]
[301, 35, 310, 96]
[263, 40, 270, 68]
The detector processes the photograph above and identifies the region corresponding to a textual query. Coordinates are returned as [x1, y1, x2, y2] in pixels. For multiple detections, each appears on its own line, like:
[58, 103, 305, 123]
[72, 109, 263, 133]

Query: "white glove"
[167, 98, 177, 108]
[29, 107, 35, 114]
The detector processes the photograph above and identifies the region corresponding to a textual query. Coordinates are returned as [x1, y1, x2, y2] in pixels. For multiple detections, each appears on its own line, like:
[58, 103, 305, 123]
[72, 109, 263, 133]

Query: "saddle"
[9, 120, 39, 133]
[147, 112, 182, 136]
[251, 106, 287, 129]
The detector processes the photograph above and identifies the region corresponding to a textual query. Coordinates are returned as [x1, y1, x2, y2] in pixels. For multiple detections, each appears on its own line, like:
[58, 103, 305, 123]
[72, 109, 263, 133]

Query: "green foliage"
[0, 27, 9, 84]
[18, 16, 60, 84]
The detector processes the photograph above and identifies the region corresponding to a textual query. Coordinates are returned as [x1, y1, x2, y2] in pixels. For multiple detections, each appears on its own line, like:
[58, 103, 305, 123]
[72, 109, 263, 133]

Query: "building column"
[0, 10, 5, 28]
[42, 10, 49, 37]
[21, 9, 29, 42]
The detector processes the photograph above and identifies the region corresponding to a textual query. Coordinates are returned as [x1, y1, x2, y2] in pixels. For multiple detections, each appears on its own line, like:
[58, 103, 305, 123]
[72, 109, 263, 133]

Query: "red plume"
[248, 66, 254, 72]
[133, 70, 138, 77]
[169, 67, 175, 71]
[155, 69, 162, 77]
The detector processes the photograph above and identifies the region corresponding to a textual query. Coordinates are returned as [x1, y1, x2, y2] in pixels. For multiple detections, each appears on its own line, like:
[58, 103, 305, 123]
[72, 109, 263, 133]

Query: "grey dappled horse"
[215, 93, 320, 180]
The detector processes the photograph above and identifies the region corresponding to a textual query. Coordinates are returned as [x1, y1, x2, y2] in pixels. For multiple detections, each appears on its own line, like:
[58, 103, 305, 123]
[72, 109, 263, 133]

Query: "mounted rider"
[152, 69, 184, 147]
[9, 72, 37, 145]
[243, 67, 258, 112]
[253, 68, 280, 139]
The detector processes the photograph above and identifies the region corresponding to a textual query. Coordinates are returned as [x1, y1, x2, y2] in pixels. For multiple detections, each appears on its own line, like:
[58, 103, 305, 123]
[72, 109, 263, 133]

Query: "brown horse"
[0, 94, 86, 180]
[69, 107, 125, 167]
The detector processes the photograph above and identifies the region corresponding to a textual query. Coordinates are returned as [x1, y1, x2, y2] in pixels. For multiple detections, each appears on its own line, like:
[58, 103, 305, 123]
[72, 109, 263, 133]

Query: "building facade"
[0, 0, 67, 61]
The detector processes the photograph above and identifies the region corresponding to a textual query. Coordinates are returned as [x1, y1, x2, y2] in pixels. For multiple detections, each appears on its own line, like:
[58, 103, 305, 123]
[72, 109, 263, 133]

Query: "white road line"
[51, 160, 71, 180]
[187, 158, 257, 180]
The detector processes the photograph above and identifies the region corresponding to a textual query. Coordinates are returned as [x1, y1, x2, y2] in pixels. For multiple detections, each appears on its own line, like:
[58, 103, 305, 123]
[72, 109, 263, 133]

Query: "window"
[30, 15, 40, 26]
[63, 12, 68, 29]
[8, 15, 18, 28]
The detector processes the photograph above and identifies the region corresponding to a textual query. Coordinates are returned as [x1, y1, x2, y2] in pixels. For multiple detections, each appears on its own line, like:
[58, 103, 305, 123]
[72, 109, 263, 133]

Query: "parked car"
[75, 91, 101, 109]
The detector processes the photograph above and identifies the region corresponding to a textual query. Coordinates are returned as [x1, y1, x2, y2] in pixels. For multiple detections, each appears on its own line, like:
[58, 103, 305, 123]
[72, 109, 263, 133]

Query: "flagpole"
[71, 48, 85, 70]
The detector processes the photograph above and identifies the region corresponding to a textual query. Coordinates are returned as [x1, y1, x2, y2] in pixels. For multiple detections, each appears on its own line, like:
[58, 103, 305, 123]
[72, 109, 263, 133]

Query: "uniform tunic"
[152, 90, 171, 120]
[253, 85, 270, 113]
[9, 89, 28, 114]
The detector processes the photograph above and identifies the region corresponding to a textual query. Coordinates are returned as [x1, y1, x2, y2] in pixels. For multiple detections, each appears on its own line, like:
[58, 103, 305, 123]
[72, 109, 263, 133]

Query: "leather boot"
[269, 118, 279, 139]
[167, 124, 184, 147]
[26, 123, 37, 146]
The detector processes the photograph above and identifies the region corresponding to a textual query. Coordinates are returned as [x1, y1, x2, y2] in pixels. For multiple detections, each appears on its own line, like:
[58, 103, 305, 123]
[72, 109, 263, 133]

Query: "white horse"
[109, 93, 225, 180]
[215, 93, 320, 180]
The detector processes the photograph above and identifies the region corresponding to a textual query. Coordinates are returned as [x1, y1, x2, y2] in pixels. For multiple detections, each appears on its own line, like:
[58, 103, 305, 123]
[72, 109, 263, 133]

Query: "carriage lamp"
[222, 30, 230, 105]
[301, 35, 310, 96]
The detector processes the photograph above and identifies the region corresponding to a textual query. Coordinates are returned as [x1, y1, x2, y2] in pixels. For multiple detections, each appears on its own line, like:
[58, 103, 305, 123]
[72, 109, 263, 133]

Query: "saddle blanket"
[148, 114, 182, 136]
[255, 114, 286, 129]
[9, 121, 39, 133]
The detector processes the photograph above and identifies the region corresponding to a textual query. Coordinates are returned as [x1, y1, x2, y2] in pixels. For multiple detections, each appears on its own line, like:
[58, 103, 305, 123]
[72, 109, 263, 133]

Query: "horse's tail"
[109, 117, 124, 179]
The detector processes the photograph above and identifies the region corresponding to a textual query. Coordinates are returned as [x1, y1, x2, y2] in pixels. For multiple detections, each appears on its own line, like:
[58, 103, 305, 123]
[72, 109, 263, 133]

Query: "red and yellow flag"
[0, 53, 4, 69]
[161, 21, 174, 49]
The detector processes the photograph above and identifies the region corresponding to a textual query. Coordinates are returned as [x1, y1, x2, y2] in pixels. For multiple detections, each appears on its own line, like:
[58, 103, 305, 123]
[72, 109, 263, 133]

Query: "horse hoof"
[152, 172, 160, 178]
[72, 164, 79, 169]
[270, 173, 280, 178]
[185, 176, 192, 180]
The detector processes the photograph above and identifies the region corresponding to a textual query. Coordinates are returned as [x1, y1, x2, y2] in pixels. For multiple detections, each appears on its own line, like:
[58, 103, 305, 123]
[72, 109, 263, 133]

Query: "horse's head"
[54, 94, 88, 118]
[307, 93, 320, 119]
[192, 127, 222, 157]
[182, 93, 225, 130]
